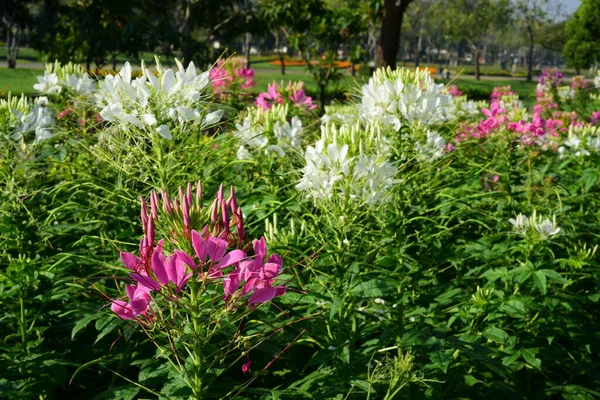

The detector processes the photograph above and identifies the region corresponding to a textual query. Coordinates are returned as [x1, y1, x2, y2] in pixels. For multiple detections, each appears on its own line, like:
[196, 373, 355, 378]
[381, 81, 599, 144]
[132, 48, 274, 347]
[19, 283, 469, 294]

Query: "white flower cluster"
[557, 125, 600, 158]
[320, 104, 360, 127]
[359, 67, 452, 131]
[444, 97, 481, 122]
[297, 122, 397, 206]
[594, 71, 600, 89]
[233, 104, 303, 160]
[414, 130, 446, 161]
[33, 61, 95, 96]
[0, 94, 54, 144]
[509, 211, 560, 240]
[96, 58, 222, 140]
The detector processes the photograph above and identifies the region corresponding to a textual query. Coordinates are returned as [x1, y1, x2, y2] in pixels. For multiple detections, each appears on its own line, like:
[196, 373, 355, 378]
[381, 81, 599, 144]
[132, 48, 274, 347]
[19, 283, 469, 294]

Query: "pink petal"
[111, 299, 135, 320]
[131, 272, 160, 291]
[216, 249, 247, 269]
[242, 276, 259, 295]
[263, 262, 281, 280]
[120, 252, 141, 271]
[192, 230, 207, 261]
[253, 237, 266, 266]
[129, 298, 150, 315]
[152, 251, 169, 285]
[207, 236, 228, 263]
[223, 269, 241, 299]
[125, 284, 137, 299]
[174, 250, 196, 270]
[247, 286, 281, 306]
[168, 254, 192, 291]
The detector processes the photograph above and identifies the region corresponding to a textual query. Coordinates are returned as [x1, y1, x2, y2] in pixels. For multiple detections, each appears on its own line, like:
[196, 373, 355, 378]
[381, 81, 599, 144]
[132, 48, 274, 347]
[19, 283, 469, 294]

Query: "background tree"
[516, 0, 559, 82]
[1, 0, 33, 68]
[375, 0, 416, 68]
[445, 0, 512, 80]
[258, 0, 322, 75]
[563, 0, 600, 73]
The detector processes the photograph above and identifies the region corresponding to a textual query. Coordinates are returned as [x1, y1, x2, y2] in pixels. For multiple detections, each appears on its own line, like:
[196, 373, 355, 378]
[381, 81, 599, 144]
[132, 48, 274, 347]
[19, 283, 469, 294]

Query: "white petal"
[156, 124, 172, 140]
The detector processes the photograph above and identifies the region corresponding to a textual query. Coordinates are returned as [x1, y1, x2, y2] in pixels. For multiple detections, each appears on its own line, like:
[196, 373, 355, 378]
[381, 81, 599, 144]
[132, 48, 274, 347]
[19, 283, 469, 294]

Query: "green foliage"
[563, 0, 600, 70]
[1, 60, 600, 400]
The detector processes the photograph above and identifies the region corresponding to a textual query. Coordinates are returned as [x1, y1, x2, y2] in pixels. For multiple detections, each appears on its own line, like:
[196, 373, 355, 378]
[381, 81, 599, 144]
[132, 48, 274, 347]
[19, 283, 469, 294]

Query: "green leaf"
[429, 350, 452, 373]
[434, 288, 461, 304]
[533, 270, 547, 295]
[521, 348, 541, 369]
[350, 279, 396, 298]
[502, 350, 521, 367]
[464, 374, 483, 386]
[501, 300, 526, 315]
[71, 313, 96, 340]
[329, 297, 342, 321]
[351, 380, 374, 393]
[483, 326, 510, 344]
[541, 269, 568, 283]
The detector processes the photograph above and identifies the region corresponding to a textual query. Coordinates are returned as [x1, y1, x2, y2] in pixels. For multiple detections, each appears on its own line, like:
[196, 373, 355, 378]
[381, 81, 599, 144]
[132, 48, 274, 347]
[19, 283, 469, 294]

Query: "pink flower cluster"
[255, 81, 317, 111]
[209, 57, 255, 94]
[491, 85, 516, 101]
[570, 75, 589, 92]
[453, 99, 564, 147]
[446, 85, 463, 97]
[110, 182, 286, 324]
[534, 90, 559, 116]
[591, 111, 600, 126]
[538, 68, 563, 88]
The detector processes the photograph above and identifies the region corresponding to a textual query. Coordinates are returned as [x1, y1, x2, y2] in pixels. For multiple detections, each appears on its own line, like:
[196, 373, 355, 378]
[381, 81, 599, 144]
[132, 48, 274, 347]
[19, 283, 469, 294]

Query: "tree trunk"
[6, 24, 21, 69]
[414, 32, 422, 67]
[274, 32, 285, 75]
[179, 0, 193, 67]
[526, 24, 534, 82]
[375, 0, 414, 68]
[244, 32, 252, 68]
[474, 48, 481, 80]
[319, 83, 326, 114]
[351, 62, 356, 77]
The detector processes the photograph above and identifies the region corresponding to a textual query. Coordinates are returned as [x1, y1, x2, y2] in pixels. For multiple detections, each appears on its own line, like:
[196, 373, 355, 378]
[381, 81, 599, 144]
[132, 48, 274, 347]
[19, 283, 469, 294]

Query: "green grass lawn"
[0, 68, 41, 97]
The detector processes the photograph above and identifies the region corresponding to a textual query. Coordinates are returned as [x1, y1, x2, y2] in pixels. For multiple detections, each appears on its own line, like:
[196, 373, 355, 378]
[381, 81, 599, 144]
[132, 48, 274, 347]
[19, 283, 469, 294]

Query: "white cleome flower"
[359, 67, 452, 131]
[297, 122, 397, 206]
[509, 214, 530, 235]
[33, 72, 62, 95]
[415, 130, 446, 161]
[231, 104, 303, 160]
[95, 57, 219, 140]
[532, 211, 560, 240]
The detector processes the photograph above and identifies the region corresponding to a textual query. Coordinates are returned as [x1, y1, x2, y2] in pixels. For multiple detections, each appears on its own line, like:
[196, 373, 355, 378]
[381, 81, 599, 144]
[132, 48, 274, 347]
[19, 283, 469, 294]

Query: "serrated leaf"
[483, 326, 509, 344]
[533, 270, 547, 295]
[71, 313, 96, 340]
[541, 269, 567, 283]
[329, 297, 342, 321]
[434, 288, 461, 304]
[350, 279, 396, 298]
[521, 348, 541, 369]
[501, 300, 526, 315]
[502, 350, 521, 367]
